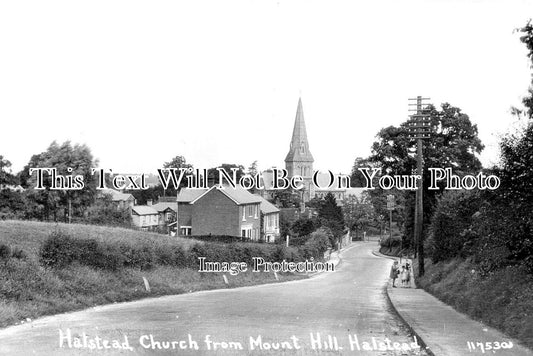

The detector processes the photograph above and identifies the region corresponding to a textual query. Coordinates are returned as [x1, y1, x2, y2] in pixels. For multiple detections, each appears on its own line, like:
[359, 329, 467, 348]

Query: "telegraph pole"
[407, 96, 432, 277]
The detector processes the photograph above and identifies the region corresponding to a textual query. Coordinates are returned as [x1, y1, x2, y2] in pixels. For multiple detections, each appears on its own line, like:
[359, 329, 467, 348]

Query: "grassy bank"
[415, 258, 533, 349]
[0, 220, 308, 328]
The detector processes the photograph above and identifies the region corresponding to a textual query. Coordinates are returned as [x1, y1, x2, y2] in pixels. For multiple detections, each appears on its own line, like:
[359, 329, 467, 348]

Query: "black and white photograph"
[1, 1, 533, 355]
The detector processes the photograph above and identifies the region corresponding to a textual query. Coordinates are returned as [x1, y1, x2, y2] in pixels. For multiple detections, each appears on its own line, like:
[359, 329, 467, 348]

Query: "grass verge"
[415, 258, 533, 349]
[0, 220, 308, 328]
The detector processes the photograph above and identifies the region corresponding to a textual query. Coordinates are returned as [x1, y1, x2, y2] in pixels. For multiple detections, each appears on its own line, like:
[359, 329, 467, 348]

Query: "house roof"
[151, 202, 177, 212]
[179, 185, 262, 205]
[177, 188, 208, 202]
[218, 186, 263, 205]
[132, 206, 158, 215]
[255, 195, 280, 214]
[99, 188, 134, 202]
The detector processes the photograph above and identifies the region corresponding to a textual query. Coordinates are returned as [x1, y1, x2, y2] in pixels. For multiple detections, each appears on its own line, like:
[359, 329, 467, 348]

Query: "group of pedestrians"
[389, 260, 411, 288]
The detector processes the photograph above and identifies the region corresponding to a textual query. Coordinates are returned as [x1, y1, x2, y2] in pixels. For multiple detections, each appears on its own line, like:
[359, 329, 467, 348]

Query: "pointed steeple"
[285, 98, 314, 163]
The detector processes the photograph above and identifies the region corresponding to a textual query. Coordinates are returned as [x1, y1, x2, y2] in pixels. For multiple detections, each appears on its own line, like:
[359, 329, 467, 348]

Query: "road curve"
[0, 242, 425, 355]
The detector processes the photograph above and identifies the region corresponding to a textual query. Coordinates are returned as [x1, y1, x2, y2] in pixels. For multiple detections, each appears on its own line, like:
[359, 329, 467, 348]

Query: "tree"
[162, 155, 193, 195]
[517, 20, 533, 118]
[291, 217, 319, 237]
[23, 141, 97, 221]
[342, 194, 376, 239]
[246, 160, 259, 193]
[269, 187, 302, 208]
[428, 190, 482, 263]
[318, 193, 345, 249]
[207, 163, 245, 186]
[350, 157, 372, 187]
[369, 103, 484, 248]
[84, 193, 132, 227]
[0, 155, 16, 186]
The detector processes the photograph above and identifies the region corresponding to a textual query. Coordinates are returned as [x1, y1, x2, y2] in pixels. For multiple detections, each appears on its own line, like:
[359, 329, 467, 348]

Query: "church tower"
[285, 98, 314, 201]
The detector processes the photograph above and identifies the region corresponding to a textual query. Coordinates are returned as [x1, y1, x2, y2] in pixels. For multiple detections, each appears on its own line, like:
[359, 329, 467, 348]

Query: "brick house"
[176, 185, 262, 240]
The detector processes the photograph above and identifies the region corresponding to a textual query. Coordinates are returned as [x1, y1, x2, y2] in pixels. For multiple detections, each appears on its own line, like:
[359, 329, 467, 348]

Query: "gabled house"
[131, 206, 159, 231]
[151, 201, 177, 233]
[176, 185, 262, 240]
[255, 195, 280, 242]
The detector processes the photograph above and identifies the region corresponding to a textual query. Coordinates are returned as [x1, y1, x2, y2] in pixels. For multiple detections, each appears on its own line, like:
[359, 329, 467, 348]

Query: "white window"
[180, 226, 192, 236]
[242, 207, 246, 221]
[254, 205, 258, 219]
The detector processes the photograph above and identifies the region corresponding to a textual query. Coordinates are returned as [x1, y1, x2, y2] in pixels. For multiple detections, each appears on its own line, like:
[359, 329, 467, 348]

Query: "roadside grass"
[415, 258, 533, 350]
[0, 220, 307, 328]
[0, 220, 199, 260]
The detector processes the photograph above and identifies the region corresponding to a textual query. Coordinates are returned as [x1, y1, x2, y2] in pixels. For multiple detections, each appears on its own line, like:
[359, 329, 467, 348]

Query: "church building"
[284, 98, 315, 202]
[259, 98, 349, 203]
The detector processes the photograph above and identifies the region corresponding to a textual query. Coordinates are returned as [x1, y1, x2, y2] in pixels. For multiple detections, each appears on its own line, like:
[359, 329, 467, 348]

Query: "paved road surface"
[0, 242, 426, 355]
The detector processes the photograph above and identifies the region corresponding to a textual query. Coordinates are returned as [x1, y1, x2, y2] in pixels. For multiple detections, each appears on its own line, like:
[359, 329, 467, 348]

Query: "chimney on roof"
[147, 199, 152, 206]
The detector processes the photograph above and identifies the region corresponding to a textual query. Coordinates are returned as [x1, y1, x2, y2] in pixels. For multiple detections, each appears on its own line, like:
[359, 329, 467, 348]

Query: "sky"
[1, 0, 532, 176]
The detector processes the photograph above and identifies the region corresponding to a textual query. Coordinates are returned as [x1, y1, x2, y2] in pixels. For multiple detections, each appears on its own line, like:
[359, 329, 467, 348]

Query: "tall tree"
[207, 163, 245, 186]
[369, 103, 484, 248]
[24, 141, 97, 221]
[246, 160, 259, 193]
[318, 193, 345, 248]
[349, 157, 372, 187]
[162, 155, 193, 194]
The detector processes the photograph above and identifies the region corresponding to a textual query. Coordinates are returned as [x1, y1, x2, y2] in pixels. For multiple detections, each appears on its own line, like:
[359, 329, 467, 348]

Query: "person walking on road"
[400, 266, 409, 287]
[390, 261, 399, 287]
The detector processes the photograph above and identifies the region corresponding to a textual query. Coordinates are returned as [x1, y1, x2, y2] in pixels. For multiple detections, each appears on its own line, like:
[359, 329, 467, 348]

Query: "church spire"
[285, 98, 314, 163]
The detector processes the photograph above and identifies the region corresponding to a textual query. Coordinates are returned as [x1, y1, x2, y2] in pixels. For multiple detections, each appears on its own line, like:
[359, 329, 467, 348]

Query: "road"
[0, 242, 426, 355]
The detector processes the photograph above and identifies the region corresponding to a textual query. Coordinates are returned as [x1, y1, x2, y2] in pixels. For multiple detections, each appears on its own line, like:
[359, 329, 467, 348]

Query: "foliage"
[317, 193, 345, 247]
[269, 187, 302, 208]
[207, 163, 246, 185]
[0, 220, 306, 329]
[246, 160, 259, 194]
[0, 155, 17, 186]
[0, 244, 26, 261]
[517, 20, 533, 118]
[21, 141, 98, 221]
[83, 194, 132, 227]
[0, 190, 26, 219]
[291, 217, 318, 237]
[349, 157, 372, 188]
[342, 194, 375, 234]
[418, 259, 533, 349]
[368, 103, 484, 249]
[427, 190, 483, 263]
[161, 155, 193, 196]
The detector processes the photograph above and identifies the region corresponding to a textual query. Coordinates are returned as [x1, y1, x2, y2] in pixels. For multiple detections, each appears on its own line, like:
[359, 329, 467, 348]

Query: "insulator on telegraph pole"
[407, 96, 433, 277]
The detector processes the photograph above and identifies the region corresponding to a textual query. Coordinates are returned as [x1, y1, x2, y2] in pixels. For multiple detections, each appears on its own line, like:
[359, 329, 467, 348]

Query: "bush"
[427, 190, 482, 263]
[0, 244, 11, 260]
[119, 243, 155, 270]
[298, 228, 331, 259]
[40, 231, 125, 271]
[40, 231, 80, 268]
